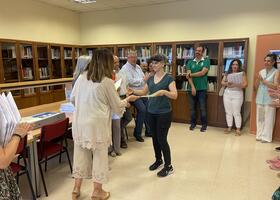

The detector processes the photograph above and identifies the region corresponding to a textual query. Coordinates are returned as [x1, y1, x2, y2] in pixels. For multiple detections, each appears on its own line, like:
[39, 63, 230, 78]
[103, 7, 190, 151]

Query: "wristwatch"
[12, 133, 22, 139]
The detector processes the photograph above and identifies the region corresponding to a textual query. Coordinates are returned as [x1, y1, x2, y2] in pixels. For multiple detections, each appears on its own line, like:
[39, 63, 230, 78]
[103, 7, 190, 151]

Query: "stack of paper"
[0, 92, 21, 146]
[60, 102, 75, 113]
[227, 72, 243, 84]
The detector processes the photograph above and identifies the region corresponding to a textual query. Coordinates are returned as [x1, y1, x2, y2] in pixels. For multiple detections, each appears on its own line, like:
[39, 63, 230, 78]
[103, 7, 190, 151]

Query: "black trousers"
[147, 112, 172, 167]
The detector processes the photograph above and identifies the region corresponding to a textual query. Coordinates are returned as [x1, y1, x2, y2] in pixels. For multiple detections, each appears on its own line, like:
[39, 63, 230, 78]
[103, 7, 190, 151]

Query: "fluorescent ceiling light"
[73, 0, 96, 4]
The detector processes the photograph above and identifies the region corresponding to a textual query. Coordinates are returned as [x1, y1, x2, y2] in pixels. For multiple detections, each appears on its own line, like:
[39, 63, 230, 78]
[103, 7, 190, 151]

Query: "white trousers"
[72, 143, 109, 184]
[223, 90, 243, 128]
[256, 104, 276, 142]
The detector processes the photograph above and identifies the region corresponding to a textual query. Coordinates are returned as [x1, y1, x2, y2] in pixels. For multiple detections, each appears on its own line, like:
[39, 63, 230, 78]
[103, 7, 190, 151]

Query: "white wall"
[0, 0, 80, 44]
[80, 0, 280, 101]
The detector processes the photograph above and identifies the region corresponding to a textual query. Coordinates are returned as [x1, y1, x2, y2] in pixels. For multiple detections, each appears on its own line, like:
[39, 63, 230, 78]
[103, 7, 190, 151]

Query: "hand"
[126, 102, 131, 108]
[227, 82, 234, 87]
[186, 72, 190, 79]
[191, 87, 196, 96]
[127, 95, 140, 102]
[126, 88, 134, 95]
[143, 73, 149, 82]
[14, 123, 33, 138]
[271, 98, 280, 108]
[152, 90, 166, 97]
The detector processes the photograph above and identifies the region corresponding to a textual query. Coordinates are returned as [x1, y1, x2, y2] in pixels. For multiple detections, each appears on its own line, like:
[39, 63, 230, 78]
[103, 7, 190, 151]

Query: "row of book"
[21, 46, 33, 59]
[118, 48, 132, 59]
[157, 46, 172, 60]
[64, 49, 72, 59]
[223, 46, 243, 58]
[136, 47, 151, 58]
[22, 67, 33, 80]
[176, 47, 194, 59]
[164, 64, 172, 74]
[2, 46, 16, 58]
[39, 67, 49, 79]
[51, 48, 61, 59]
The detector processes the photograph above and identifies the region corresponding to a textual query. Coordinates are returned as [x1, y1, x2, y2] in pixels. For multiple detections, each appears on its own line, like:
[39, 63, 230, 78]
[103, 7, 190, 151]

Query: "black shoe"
[135, 136, 144, 142]
[275, 146, 280, 151]
[189, 125, 196, 131]
[121, 142, 128, 149]
[149, 160, 163, 171]
[145, 134, 152, 137]
[200, 126, 207, 132]
[157, 165, 174, 177]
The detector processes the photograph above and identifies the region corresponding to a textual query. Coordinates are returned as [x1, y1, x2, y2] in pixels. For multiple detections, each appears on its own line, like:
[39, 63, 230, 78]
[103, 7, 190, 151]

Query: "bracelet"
[12, 133, 22, 140]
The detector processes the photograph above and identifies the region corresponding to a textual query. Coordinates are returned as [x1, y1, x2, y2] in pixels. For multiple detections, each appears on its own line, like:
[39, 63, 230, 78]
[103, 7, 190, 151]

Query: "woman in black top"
[130, 55, 177, 177]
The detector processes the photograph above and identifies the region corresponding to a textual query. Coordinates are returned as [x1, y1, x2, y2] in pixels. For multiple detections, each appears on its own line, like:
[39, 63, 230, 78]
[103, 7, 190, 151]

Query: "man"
[120, 51, 151, 142]
[113, 56, 132, 149]
[185, 45, 210, 132]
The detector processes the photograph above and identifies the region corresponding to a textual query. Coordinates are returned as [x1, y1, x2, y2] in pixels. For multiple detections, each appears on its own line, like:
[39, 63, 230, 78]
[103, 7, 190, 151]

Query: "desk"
[19, 101, 71, 197]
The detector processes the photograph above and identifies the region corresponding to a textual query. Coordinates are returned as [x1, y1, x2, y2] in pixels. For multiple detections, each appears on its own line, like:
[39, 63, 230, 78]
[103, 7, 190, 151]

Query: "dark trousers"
[188, 90, 207, 127]
[147, 112, 172, 167]
[133, 98, 150, 137]
[120, 109, 132, 143]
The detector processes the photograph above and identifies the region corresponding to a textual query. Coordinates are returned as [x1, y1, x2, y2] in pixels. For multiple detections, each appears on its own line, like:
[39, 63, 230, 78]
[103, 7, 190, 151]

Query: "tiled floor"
[20, 123, 280, 200]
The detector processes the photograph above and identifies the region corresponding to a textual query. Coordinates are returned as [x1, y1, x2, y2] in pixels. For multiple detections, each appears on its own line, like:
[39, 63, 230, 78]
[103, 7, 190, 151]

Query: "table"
[19, 101, 71, 197]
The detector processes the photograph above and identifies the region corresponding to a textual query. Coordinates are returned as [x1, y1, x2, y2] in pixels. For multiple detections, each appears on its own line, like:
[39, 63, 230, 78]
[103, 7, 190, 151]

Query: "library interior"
[0, 0, 280, 199]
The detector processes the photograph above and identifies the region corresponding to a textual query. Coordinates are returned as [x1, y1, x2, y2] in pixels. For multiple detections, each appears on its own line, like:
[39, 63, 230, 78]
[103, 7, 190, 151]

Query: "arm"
[130, 84, 149, 96]
[186, 70, 196, 96]
[190, 67, 209, 77]
[221, 75, 228, 87]
[0, 123, 32, 169]
[152, 81, 178, 100]
[254, 73, 261, 91]
[262, 70, 280, 90]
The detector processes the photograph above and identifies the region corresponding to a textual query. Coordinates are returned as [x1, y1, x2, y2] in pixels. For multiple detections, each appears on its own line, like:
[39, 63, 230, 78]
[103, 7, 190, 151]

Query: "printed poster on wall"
[269, 49, 280, 70]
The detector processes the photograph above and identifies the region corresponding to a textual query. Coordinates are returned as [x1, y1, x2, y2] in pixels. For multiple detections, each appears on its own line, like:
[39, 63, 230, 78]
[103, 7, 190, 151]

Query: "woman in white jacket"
[221, 59, 248, 135]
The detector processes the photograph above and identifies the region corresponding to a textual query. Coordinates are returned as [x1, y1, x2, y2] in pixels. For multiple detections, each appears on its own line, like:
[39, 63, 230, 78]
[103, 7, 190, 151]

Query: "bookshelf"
[1, 42, 18, 83]
[0, 38, 248, 127]
[155, 43, 173, 75]
[63, 46, 74, 78]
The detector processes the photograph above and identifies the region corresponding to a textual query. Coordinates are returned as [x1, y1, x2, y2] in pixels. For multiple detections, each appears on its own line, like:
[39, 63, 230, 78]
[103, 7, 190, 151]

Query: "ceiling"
[36, 0, 189, 13]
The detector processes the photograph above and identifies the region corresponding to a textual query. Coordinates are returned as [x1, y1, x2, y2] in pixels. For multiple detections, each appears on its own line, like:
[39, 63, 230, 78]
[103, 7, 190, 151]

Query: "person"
[72, 55, 92, 87]
[185, 45, 210, 132]
[130, 54, 178, 177]
[0, 123, 33, 200]
[221, 59, 248, 135]
[120, 50, 151, 142]
[254, 53, 279, 143]
[71, 49, 139, 200]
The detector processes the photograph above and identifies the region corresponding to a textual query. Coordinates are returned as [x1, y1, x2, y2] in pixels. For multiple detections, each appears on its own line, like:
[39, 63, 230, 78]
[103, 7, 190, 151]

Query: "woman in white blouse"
[221, 59, 248, 135]
[71, 49, 138, 200]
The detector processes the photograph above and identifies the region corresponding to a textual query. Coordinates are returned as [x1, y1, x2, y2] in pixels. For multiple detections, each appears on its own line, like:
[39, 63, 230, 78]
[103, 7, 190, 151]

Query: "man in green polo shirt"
[185, 45, 210, 132]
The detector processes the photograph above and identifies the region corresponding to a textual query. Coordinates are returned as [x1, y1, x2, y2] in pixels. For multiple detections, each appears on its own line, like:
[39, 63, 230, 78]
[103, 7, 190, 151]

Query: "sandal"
[235, 129, 241, 136]
[224, 128, 231, 134]
[91, 191, 110, 200]
[72, 188, 80, 200]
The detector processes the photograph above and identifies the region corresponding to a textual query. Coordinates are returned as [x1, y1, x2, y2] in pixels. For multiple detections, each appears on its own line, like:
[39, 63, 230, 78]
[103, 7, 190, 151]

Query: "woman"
[130, 54, 177, 177]
[254, 53, 279, 143]
[71, 49, 138, 200]
[221, 59, 248, 135]
[0, 123, 33, 200]
[72, 55, 92, 87]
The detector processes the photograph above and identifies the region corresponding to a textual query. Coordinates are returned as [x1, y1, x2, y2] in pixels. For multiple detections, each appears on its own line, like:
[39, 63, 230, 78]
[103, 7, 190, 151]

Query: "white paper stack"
[0, 92, 21, 146]
[60, 102, 75, 113]
[227, 72, 243, 84]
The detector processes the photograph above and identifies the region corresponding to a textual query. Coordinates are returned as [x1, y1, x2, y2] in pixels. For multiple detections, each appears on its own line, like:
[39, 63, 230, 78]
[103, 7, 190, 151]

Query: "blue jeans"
[133, 98, 151, 137]
[188, 90, 207, 127]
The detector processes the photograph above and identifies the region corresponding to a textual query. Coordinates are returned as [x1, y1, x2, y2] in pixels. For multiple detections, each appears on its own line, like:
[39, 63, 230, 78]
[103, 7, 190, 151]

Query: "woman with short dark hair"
[130, 54, 178, 177]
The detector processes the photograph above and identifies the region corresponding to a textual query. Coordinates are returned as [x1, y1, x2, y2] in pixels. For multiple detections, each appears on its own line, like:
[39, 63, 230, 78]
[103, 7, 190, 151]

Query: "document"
[227, 72, 243, 84]
[114, 78, 122, 90]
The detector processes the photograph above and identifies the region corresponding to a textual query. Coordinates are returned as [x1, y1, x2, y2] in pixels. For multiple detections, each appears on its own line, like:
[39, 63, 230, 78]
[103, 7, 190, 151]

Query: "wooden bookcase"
[0, 39, 83, 109]
[0, 38, 248, 128]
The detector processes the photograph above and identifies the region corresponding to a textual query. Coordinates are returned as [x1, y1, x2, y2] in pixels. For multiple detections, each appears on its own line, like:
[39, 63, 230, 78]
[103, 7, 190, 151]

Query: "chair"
[10, 136, 36, 200]
[37, 118, 72, 197]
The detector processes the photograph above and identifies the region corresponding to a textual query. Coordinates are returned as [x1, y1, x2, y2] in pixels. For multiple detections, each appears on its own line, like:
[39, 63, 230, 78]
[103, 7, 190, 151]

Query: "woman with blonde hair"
[71, 49, 138, 200]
